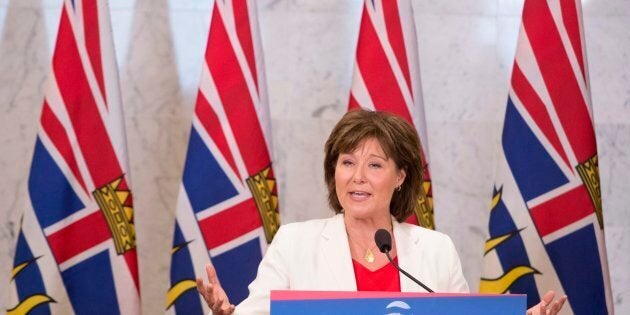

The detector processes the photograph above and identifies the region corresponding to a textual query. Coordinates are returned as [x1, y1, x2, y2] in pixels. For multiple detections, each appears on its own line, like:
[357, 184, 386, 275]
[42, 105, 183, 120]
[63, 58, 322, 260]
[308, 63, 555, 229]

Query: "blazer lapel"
[319, 214, 357, 291]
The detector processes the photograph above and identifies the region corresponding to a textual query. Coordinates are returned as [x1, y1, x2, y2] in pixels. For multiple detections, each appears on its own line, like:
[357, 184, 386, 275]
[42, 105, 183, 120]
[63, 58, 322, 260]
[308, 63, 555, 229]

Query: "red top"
[352, 257, 401, 291]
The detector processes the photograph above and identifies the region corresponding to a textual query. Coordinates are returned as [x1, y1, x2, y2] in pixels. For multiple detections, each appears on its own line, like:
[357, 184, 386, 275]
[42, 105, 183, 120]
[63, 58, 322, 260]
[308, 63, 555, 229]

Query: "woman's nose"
[352, 165, 366, 183]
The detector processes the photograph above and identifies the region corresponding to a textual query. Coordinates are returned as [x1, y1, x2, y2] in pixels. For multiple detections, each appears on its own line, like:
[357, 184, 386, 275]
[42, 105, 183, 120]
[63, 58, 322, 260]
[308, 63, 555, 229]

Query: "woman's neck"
[344, 214, 393, 241]
[344, 213, 396, 270]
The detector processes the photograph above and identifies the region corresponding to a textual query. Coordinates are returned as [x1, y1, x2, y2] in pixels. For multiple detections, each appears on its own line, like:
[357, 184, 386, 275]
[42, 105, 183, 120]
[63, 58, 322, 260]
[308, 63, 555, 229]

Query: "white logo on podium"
[385, 300, 411, 315]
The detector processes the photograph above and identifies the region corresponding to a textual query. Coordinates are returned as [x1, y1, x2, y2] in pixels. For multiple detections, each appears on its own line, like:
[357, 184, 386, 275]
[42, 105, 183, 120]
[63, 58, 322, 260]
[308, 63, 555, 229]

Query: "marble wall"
[1, 0, 628, 314]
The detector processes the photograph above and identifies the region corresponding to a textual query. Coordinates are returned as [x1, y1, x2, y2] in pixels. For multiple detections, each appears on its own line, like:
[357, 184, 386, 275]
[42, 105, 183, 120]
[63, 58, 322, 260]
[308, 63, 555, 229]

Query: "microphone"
[374, 229, 434, 293]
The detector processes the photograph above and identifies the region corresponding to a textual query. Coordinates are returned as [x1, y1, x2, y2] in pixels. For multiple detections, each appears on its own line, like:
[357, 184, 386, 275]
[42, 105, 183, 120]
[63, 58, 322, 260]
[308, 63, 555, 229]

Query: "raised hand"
[196, 263, 235, 315]
[526, 290, 568, 315]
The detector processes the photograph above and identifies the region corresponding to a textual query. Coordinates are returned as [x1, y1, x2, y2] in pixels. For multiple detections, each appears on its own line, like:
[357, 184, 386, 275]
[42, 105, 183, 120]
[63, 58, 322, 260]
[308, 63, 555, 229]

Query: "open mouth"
[349, 191, 372, 199]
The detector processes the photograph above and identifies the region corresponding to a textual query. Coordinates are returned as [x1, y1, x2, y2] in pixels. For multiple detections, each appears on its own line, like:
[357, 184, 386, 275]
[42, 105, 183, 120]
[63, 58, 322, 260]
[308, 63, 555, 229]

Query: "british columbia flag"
[480, 0, 612, 314]
[7, 0, 140, 314]
[348, 0, 433, 228]
[166, 0, 279, 313]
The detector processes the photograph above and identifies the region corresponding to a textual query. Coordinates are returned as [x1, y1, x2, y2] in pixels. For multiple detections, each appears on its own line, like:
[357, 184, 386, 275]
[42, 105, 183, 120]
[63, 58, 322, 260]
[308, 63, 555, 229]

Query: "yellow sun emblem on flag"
[414, 180, 434, 229]
[92, 176, 136, 254]
[246, 166, 280, 243]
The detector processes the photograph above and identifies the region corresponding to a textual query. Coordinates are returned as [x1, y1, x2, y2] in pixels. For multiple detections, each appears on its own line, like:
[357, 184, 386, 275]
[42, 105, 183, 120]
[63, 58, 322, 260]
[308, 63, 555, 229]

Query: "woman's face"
[334, 138, 406, 220]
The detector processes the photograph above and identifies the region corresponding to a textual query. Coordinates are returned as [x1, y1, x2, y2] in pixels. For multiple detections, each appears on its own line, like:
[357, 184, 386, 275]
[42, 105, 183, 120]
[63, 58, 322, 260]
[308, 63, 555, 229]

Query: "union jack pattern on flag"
[480, 0, 612, 314]
[348, 0, 434, 228]
[166, 0, 279, 313]
[7, 0, 140, 314]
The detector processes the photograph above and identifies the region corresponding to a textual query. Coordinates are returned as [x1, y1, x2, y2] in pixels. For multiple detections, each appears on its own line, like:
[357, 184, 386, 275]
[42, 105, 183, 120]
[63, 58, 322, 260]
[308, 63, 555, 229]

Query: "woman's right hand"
[196, 263, 235, 315]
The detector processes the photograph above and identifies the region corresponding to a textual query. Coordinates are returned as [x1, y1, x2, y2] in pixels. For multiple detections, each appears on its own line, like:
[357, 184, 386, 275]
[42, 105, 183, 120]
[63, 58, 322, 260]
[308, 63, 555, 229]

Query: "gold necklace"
[363, 246, 376, 263]
[347, 234, 378, 263]
[344, 222, 393, 263]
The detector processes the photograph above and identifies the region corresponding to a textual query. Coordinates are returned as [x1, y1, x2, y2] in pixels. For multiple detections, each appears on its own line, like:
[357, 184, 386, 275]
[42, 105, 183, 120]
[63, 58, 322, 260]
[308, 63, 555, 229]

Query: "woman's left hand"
[526, 290, 567, 315]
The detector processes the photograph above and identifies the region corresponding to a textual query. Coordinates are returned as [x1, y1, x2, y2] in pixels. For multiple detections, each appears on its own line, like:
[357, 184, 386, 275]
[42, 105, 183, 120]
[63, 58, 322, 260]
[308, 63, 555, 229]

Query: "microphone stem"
[384, 251, 434, 293]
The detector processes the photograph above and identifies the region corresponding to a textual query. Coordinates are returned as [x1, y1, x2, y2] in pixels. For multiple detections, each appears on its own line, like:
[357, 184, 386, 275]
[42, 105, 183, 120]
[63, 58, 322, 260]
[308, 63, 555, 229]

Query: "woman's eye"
[369, 163, 382, 168]
[342, 160, 354, 166]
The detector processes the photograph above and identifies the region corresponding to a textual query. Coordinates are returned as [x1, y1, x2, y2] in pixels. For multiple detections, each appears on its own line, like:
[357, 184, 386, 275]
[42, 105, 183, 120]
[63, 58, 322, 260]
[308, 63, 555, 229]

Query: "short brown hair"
[323, 109, 424, 222]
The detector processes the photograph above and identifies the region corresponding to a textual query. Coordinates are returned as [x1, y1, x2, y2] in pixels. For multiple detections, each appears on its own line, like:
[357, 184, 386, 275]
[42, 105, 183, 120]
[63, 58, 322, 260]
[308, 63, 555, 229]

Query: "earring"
[395, 185, 402, 192]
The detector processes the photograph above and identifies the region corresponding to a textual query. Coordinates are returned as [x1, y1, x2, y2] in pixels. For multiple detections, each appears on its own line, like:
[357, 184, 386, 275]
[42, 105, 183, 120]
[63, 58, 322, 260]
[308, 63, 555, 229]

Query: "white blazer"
[235, 214, 469, 314]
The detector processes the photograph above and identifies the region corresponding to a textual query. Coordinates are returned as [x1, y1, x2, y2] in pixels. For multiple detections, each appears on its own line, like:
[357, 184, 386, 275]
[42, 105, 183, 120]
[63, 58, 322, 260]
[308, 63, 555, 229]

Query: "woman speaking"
[196, 110, 566, 315]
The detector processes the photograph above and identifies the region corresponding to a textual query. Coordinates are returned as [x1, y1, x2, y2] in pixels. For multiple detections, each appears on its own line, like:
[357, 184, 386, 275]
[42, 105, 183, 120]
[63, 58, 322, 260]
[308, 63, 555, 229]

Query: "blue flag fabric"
[480, 1, 613, 314]
[166, 1, 279, 314]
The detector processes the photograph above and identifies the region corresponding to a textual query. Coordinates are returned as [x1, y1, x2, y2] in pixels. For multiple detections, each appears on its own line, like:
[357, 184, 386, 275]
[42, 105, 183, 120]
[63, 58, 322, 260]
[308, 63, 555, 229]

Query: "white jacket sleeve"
[233, 225, 292, 314]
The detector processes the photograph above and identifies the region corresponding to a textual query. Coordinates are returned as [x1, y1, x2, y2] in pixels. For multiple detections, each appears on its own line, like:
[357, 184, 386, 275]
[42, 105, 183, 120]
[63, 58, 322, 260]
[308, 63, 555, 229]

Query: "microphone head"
[374, 229, 392, 253]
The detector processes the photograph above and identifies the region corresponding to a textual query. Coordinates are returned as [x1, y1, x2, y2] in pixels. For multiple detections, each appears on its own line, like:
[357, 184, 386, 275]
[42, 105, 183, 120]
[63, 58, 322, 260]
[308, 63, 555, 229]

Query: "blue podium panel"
[271, 291, 526, 315]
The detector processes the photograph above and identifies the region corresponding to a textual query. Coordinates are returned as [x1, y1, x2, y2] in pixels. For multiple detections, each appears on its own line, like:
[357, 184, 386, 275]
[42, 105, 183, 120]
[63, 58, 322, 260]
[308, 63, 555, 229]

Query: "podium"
[271, 290, 526, 314]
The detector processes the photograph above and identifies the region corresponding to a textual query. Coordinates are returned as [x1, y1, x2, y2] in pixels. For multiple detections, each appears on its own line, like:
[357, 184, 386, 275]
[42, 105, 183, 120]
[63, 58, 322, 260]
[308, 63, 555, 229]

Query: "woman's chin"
[343, 207, 387, 220]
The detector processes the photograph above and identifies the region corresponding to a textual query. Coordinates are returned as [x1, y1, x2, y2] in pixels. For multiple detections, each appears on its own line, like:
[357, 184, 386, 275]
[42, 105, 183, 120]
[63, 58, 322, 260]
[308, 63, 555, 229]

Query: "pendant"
[364, 248, 375, 263]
